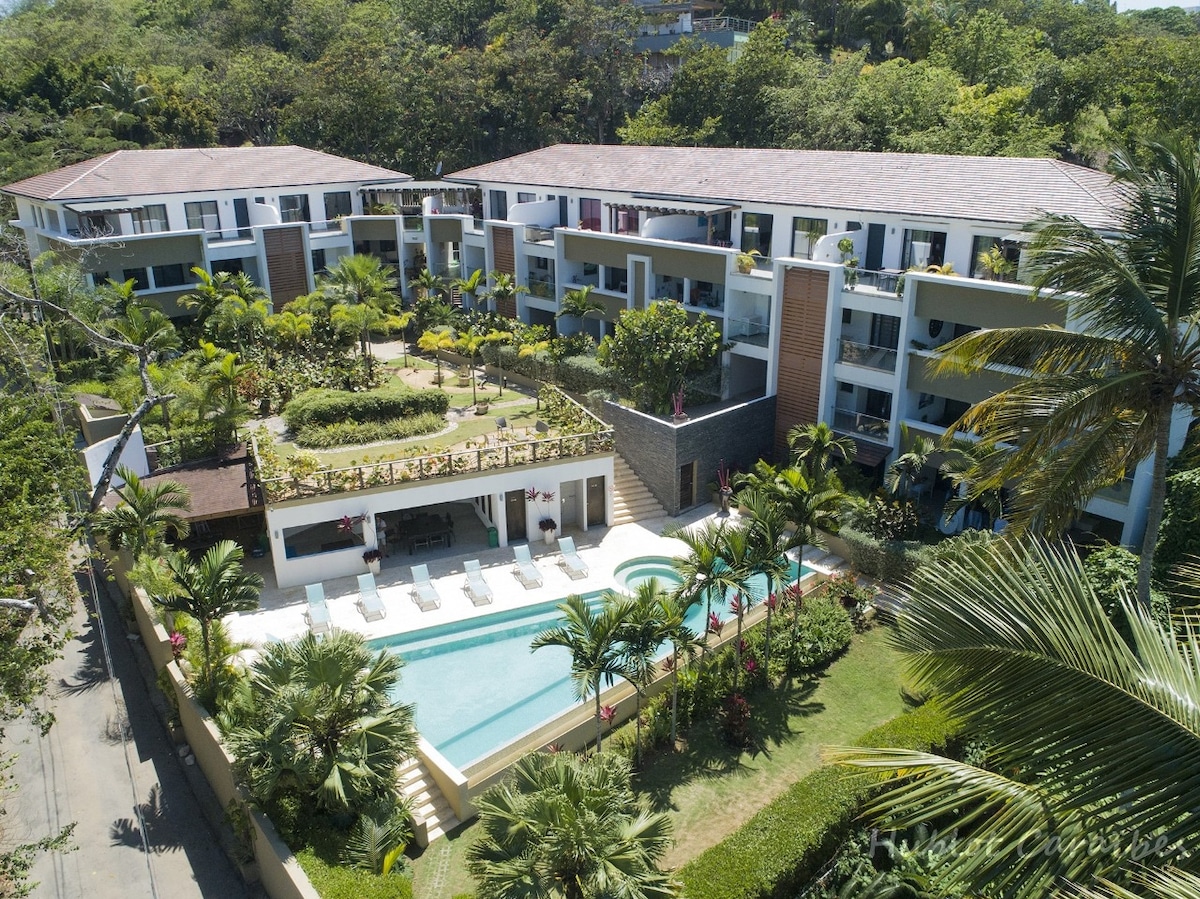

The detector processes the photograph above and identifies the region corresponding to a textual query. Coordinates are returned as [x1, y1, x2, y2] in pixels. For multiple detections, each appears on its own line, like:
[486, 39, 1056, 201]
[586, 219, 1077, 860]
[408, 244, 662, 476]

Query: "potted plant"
[539, 517, 558, 544]
[363, 548, 383, 574]
[735, 249, 760, 274]
[716, 459, 733, 514]
[838, 238, 859, 290]
[671, 387, 688, 422]
[527, 487, 558, 543]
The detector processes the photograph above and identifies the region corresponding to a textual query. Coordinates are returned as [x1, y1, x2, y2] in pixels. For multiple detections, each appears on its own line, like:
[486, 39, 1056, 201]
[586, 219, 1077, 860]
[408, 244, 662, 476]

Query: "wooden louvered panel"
[263, 226, 309, 305]
[775, 267, 829, 457]
[492, 228, 517, 318]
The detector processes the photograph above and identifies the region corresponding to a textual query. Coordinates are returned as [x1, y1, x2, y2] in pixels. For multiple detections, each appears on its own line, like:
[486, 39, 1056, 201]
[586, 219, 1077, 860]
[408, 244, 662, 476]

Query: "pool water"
[373, 555, 814, 770]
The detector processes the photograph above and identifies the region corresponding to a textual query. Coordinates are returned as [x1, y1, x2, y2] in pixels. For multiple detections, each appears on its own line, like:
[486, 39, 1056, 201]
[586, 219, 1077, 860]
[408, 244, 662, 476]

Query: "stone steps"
[612, 454, 666, 524]
[398, 755, 460, 847]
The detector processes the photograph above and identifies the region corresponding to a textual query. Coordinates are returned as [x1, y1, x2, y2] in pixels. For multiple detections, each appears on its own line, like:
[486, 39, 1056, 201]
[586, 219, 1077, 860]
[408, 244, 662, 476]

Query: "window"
[838, 381, 854, 393]
[580, 197, 601, 231]
[615, 208, 640, 234]
[741, 212, 774, 255]
[185, 200, 219, 231]
[970, 234, 1020, 280]
[89, 272, 109, 288]
[279, 194, 311, 223]
[792, 217, 827, 258]
[323, 191, 352, 222]
[901, 228, 946, 269]
[133, 204, 168, 234]
[841, 308, 853, 325]
[379, 240, 397, 253]
[489, 190, 508, 220]
[870, 313, 901, 350]
[151, 263, 187, 288]
[557, 195, 568, 226]
[311, 248, 327, 275]
[517, 192, 536, 204]
[122, 267, 149, 291]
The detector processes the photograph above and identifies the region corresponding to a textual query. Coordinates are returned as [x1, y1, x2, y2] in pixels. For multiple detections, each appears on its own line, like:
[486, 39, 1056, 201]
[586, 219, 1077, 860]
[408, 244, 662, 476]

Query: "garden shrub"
[839, 525, 929, 585]
[293, 412, 445, 449]
[555, 354, 621, 394]
[1082, 544, 1171, 639]
[774, 595, 855, 672]
[678, 702, 958, 899]
[283, 387, 449, 431]
[1154, 466, 1200, 587]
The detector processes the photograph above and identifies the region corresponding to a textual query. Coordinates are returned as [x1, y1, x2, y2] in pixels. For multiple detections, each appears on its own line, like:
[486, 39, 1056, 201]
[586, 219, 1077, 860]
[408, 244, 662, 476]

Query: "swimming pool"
[373, 554, 814, 770]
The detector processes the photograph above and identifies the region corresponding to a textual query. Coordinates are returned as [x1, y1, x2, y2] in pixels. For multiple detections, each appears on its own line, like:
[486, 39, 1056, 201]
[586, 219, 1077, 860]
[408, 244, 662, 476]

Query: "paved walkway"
[6, 560, 258, 899]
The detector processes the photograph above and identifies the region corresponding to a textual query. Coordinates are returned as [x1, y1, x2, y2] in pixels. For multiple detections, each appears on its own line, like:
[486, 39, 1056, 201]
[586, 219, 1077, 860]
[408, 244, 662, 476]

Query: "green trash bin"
[487, 526, 499, 548]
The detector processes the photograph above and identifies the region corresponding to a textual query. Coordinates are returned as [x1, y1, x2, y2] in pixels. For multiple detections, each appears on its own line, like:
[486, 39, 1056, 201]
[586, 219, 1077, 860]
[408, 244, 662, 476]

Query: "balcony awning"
[607, 198, 738, 217]
[846, 437, 892, 468]
[64, 201, 139, 214]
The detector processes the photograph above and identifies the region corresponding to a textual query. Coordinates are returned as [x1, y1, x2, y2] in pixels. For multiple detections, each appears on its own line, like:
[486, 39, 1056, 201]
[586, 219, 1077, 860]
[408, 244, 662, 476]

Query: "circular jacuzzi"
[613, 555, 684, 593]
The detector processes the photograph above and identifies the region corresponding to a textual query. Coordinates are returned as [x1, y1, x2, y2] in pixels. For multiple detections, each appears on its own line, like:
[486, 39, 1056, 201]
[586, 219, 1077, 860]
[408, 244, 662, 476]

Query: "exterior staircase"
[399, 755, 460, 847]
[612, 454, 667, 524]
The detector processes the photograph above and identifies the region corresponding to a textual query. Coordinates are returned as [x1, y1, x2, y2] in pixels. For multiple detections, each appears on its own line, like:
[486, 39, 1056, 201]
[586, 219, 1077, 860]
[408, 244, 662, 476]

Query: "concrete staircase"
[399, 755, 459, 847]
[613, 454, 667, 525]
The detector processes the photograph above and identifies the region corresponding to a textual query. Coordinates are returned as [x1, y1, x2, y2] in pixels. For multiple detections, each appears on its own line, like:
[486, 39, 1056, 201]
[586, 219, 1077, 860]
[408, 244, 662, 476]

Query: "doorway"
[505, 489, 527, 541]
[586, 476, 606, 527]
[678, 462, 696, 511]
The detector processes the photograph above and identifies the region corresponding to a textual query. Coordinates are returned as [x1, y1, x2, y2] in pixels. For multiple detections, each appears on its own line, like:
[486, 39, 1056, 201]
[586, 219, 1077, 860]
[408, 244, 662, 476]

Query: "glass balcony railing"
[833, 407, 891, 442]
[847, 269, 902, 296]
[728, 317, 769, 347]
[1094, 476, 1134, 505]
[527, 274, 555, 299]
[524, 225, 555, 243]
[837, 339, 898, 372]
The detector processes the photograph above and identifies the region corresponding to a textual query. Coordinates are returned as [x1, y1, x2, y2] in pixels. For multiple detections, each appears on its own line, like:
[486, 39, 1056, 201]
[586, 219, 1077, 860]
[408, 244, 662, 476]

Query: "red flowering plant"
[527, 487, 558, 531]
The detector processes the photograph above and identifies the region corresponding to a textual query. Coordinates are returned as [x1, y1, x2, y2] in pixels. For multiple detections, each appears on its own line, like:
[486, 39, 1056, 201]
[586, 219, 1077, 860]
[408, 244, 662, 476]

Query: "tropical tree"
[483, 271, 527, 315]
[483, 328, 514, 396]
[556, 283, 606, 323]
[408, 267, 446, 301]
[158, 540, 263, 699]
[95, 465, 191, 559]
[613, 582, 672, 767]
[832, 538, 1200, 898]
[740, 488, 793, 676]
[930, 137, 1200, 606]
[220, 631, 418, 821]
[322, 254, 401, 375]
[454, 331, 486, 404]
[179, 267, 235, 329]
[451, 267, 486, 308]
[938, 436, 1009, 526]
[667, 519, 744, 652]
[200, 350, 251, 447]
[531, 594, 631, 753]
[884, 423, 936, 498]
[714, 523, 757, 690]
[467, 751, 679, 899]
[417, 327, 457, 385]
[655, 593, 702, 747]
[787, 420, 856, 478]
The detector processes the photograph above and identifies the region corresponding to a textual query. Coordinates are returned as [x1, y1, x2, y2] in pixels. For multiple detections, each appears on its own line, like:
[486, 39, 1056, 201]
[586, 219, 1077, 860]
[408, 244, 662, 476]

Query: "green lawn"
[408, 626, 905, 898]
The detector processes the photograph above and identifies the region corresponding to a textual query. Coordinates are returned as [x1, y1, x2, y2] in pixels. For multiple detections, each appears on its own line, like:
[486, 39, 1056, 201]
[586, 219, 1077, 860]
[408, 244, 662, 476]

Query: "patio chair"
[304, 583, 332, 635]
[410, 564, 441, 611]
[556, 536, 588, 580]
[356, 573, 386, 622]
[462, 559, 494, 606]
[512, 544, 543, 589]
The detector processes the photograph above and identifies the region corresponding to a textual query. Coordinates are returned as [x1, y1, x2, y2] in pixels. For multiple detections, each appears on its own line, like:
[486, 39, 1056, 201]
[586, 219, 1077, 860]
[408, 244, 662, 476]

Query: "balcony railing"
[524, 225, 555, 243]
[832, 407, 891, 442]
[837, 339, 898, 372]
[402, 216, 424, 232]
[1094, 476, 1134, 505]
[848, 269, 902, 296]
[728, 316, 769, 347]
[693, 15, 754, 33]
[527, 274, 555, 298]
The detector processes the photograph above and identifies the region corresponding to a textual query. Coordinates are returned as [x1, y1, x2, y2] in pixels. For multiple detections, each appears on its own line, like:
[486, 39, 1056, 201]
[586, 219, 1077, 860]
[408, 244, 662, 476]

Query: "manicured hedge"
[839, 524, 930, 585]
[678, 702, 957, 899]
[282, 387, 449, 431]
[293, 412, 446, 449]
[555, 354, 621, 394]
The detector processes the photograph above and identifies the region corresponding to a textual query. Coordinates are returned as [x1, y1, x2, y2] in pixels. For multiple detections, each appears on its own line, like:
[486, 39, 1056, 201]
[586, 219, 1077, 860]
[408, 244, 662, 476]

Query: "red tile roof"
[448, 144, 1122, 230]
[4, 146, 411, 201]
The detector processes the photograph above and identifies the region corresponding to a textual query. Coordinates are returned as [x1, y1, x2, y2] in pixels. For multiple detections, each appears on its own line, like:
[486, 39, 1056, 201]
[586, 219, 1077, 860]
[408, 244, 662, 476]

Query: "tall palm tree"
[484, 271, 528, 316]
[667, 520, 744, 653]
[454, 331, 486, 404]
[655, 593, 702, 747]
[531, 594, 631, 754]
[159, 540, 263, 698]
[884, 423, 936, 498]
[740, 488, 793, 677]
[787, 421, 856, 479]
[931, 138, 1200, 606]
[467, 751, 679, 899]
[220, 631, 417, 816]
[938, 436, 1008, 526]
[408, 267, 446, 301]
[613, 582, 672, 767]
[322, 254, 400, 374]
[714, 523, 756, 691]
[96, 465, 191, 559]
[451, 267, 485, 308]
[832, 538, 1200, 898]
[556, 284, 606, 327]
[179, 267, 234, 329]
[417, 327, 457, 385]
[483, 328, 514, 396]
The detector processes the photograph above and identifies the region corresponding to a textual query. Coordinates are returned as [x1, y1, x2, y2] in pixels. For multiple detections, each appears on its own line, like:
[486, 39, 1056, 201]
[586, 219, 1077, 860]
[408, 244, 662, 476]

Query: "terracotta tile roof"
[448, 144, 1122, 230]
[3, 146, 411, 201]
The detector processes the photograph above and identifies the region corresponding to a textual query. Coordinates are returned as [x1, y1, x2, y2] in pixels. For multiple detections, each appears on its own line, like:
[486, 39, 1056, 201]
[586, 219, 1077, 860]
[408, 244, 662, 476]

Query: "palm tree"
[613, 582, 672, 767]
[930, 138, 1200, 606]
[556, 284, 606, 331]
[787, 421, 855, 479]
[179, 267, 234, 328]
[322, 254, 400, 375]
[417, 327, 457, 385]
[158, 540, 263, 698]
[714, 523, 756, 691]
[655, 593, 702, 747]
[454, 331, 486, 404]
[740, 488, 793, 677]
[768, 465, 842, 644]
[483, 271, 527, 315]
[201, 351, 251, 448]
[667, 519, 744, 653]
[220, 631, 418, 817]
[96, 465, 191, 558]
[408, 267, 446, 301]
[832, 538, 1200, 898]
[451, 267, 485, 308]
[483, 328, 514, 396]
[531, 594, 631, 754]
[467, 751, 679, 899]
[884, 423, 936, 498]
[938, 436, 1008, 526]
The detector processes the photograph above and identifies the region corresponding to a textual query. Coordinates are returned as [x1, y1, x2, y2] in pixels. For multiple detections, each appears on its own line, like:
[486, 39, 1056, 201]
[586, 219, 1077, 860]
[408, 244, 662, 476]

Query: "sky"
[1114, 0, 1199, 10]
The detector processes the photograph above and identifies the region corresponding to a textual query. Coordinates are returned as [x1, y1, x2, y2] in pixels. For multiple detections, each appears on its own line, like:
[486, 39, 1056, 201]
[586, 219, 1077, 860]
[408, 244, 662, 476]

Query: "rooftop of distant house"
[2, 146, 412, 202]
[448, 144, 1123, 231]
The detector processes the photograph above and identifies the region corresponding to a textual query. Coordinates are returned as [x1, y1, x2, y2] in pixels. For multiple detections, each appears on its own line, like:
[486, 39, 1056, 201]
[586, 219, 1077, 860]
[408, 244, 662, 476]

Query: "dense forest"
[1, 0, 1199, 193]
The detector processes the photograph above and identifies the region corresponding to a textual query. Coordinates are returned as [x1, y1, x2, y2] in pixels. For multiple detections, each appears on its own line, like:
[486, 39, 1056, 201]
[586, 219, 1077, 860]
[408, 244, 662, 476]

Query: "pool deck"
[226, 505, 727, 648]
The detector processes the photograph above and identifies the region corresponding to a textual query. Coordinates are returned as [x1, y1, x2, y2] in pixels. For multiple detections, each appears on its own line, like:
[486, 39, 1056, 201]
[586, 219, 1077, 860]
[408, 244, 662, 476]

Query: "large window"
[791, 216, 827, 258]
[517, 192, 536, 204]
[185, 200, 219, 231]
[580, 197, 601, 231]
[122, 267, 149, 291]
[741, 212, 774, 255]
[615, 208, 640, 234]
[323, 191, 352, 222]
[489, 190, 508, 220]
[970, 234, 1020, 280]
[151, 263, 187, 288]
[901, 228, 946, 269]
[132, 204, 168, 234]
[280, 194, 311, 223]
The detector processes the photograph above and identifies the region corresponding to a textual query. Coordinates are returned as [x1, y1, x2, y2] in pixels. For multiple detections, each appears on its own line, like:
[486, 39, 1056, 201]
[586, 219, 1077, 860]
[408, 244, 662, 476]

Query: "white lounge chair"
[410, 564, 441, 611]
[512, 544, 543, 589]
[356, 573, 386, 621]
[556, 536, 588, 580]
[462, 559, 494, 606]
[304, 583, 332, 635]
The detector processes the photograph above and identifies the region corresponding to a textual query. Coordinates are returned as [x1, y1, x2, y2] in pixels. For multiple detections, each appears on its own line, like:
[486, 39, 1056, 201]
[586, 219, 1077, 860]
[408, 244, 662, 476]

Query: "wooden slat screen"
[263, 226, 309, 305]
[775, 266, 829, 458]
[492, 227, 517, 317]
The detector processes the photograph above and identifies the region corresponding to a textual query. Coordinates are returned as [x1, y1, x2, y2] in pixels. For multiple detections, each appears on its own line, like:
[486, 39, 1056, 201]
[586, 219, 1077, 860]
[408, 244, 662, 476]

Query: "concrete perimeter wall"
[605, 396, 777, 516]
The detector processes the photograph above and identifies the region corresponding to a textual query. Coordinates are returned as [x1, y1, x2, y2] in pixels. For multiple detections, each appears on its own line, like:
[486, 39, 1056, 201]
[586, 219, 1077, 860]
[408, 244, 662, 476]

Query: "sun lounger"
[462, 559, 494, 606]
[410, 564, 441, 611]
[556, 535, 588, 580]
[512, 544, 543, 589]
[356, 573, 386, 621]
[304, 583, 332, 635]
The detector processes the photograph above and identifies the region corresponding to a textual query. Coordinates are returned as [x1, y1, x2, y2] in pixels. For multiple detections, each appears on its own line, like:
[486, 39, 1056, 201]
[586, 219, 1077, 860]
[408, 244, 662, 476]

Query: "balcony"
[847, 269, 902, 297]
[527, 273, 555, 299]
[832, 407, 891, 443]
[837, 339, 898, 372]
[524, 225, 555, 244]
[728, 316, 769, 347]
